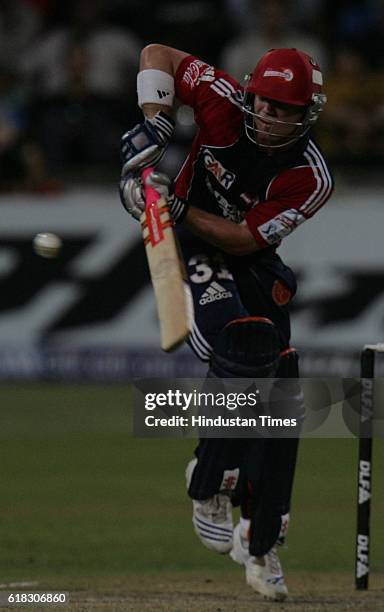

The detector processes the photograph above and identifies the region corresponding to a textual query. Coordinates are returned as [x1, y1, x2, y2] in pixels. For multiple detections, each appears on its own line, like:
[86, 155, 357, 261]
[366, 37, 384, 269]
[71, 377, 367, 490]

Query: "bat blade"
[141, 169, 193, 351]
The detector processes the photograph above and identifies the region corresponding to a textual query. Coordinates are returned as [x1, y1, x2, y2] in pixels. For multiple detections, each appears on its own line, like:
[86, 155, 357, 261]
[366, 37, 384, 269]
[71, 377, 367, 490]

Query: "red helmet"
[243, 48, 327, 148]
[247, 48, 324, 106]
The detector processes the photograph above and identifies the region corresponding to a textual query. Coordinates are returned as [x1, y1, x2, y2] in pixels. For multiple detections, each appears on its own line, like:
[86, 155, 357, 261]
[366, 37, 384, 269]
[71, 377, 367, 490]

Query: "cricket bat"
[140, 167, 193, 351]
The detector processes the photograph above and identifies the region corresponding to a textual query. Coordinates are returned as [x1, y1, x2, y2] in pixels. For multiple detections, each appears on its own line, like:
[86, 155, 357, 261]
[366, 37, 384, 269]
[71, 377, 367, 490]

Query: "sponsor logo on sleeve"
[258, 210, 305, 244]
[182, 60, 215, 88]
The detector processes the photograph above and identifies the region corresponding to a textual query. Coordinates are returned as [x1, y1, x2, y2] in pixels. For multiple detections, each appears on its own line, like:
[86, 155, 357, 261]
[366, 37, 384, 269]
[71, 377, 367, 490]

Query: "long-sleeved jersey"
[174, 55, 334, 252]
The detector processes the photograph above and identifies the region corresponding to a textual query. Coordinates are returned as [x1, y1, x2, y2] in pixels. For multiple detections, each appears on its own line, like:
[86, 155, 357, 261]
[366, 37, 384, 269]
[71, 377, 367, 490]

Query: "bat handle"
[141, 167, 160, 205]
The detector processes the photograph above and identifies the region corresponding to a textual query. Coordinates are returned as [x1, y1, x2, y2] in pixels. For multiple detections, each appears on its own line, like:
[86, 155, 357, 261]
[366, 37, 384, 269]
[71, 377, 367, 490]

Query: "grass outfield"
[0, 384, 383, 609]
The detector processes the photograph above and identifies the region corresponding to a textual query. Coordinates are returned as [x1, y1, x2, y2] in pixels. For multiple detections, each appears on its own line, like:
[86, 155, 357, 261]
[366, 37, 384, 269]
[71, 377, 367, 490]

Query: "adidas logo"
[199, 282, 233, 305]
[157, 89, 171, 99]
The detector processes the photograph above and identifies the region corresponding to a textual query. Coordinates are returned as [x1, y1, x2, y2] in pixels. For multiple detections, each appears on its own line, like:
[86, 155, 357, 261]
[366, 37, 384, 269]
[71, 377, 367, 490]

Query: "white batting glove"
[120, 112, 175, 176]
[147, 172, 189, 223]
[118, 172, 170, 221]
[119, 174, 144, 221]
[119, 171, 188, 223]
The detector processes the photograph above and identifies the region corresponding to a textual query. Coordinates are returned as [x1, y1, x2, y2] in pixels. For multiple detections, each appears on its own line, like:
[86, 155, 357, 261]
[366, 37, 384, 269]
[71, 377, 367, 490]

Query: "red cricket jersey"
[174, 55, 334, 249]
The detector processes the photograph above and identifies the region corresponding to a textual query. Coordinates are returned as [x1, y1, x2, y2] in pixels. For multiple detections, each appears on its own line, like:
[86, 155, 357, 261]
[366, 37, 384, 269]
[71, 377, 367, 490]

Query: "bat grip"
[142, 167, 161, 206]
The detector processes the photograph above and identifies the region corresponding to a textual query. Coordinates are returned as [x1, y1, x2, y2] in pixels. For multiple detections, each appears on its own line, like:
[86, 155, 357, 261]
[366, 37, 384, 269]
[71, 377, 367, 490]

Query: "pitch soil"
[7, 572, 382, 612]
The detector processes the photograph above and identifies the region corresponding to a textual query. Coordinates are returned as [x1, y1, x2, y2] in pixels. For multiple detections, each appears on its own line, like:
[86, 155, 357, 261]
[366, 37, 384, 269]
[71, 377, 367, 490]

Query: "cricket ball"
[33, 232, 63, 258]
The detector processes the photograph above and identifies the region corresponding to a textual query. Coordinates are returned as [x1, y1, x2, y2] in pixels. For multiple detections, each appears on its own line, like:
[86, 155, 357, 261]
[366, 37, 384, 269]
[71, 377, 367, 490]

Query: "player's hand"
[118, 172, 168, 221]
[119, 173, 144, 221]
[119, 171, 188, 224]
[147, 172, 189, 223]
[121, 111, 175, 176]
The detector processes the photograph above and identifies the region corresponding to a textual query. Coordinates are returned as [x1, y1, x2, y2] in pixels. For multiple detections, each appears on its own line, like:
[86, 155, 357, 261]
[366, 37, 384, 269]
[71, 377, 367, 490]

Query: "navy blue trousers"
[177, 227, 300, 556]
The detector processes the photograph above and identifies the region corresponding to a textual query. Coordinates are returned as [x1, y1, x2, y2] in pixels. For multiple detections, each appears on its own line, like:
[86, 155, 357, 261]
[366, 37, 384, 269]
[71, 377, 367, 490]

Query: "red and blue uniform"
[172, 56, 334, 556]
[173, 55, 333, 360]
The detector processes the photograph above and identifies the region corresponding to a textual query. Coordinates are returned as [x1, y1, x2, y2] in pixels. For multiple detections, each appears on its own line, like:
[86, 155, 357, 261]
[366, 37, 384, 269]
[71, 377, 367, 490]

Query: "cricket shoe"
[230, 521, 251, 566]
[230, 512, 289, 566]
[185, 459, 233, 554]
[245, 549, 288, 601]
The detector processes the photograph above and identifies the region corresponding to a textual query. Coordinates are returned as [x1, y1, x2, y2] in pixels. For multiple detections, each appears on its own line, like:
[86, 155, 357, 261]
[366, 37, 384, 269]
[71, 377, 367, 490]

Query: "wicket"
[355, 344, 383, 589]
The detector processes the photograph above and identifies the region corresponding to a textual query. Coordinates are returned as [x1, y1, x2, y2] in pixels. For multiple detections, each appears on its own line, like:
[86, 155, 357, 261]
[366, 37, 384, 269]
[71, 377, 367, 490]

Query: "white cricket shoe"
[185, 459, 233, 554]
[230, 513, 289, 566]
[230, 519, 288, 600]
[230, 521, 251, 566]
[245, 549, 288, 601]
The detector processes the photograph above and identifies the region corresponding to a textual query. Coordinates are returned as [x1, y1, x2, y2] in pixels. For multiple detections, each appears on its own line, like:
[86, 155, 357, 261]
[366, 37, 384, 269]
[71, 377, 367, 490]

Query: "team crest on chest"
[202, 149, 236, 190]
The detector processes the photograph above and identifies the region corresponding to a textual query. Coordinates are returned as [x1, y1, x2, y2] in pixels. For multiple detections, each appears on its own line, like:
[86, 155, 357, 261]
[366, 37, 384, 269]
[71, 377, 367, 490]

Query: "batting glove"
[119, 173, 144, 221]
[119, 171, 188, 223]
[121, 111, 175, 176]
[147, 172, 189, 223]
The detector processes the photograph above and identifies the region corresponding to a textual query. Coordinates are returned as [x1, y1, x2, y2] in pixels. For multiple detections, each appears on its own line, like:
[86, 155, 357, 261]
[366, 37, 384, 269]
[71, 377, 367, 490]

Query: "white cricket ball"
[33, 232, 63, 258]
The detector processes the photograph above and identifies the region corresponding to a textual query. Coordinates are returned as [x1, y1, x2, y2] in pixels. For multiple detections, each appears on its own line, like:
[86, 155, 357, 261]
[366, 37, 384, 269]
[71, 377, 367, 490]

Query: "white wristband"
[137, 69, 175, 108]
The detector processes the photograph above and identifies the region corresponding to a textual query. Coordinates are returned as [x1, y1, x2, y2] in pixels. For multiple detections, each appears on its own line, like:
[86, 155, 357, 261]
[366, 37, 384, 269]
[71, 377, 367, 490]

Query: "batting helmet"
[243, 48, 327, 148]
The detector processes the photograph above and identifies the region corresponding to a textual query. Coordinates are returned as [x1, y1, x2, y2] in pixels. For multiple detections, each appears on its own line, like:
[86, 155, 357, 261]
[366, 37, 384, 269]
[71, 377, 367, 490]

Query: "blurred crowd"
[0, 0, 383, 192]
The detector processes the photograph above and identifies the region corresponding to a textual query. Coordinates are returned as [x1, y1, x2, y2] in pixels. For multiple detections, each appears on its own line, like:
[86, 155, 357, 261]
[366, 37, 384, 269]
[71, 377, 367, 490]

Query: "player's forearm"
[140, 44, 173, 75]
[121, 45, 182, 174]
[184, 207, 261, 256]
[139, 44, 189, 119]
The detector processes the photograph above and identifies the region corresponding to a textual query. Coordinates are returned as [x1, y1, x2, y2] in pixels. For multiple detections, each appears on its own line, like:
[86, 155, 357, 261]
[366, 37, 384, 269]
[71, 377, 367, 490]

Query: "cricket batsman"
[119, 43, 334, 600]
